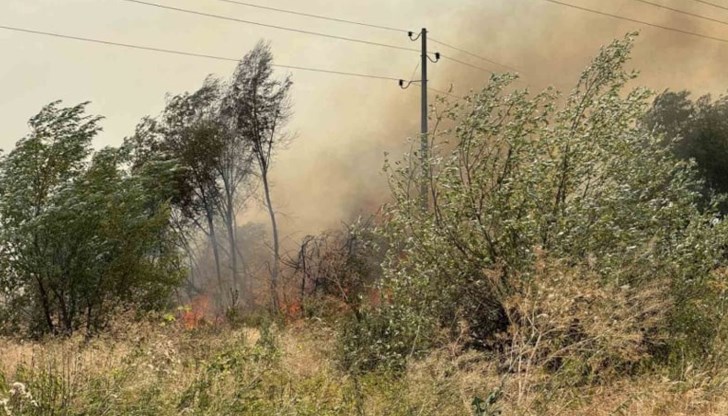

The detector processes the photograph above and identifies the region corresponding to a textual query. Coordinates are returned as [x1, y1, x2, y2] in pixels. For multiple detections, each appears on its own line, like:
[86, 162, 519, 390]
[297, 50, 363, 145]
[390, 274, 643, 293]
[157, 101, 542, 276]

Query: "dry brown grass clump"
[501, 252, 672, 387]
[0, 314, 727, 415]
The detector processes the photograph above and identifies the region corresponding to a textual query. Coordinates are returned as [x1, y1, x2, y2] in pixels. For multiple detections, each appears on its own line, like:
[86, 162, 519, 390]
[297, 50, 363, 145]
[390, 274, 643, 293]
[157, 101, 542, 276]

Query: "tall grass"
[1, 315, 727, 415]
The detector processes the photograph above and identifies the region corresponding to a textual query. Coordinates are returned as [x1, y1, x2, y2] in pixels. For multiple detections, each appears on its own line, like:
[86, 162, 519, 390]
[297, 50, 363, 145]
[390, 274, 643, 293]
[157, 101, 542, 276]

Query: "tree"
[127, 73, 260, 307]
[214, 96, 255, 301]
[126, 80, 233, 302]
[0, 101, 100, 334]
[643, 90, 728, 211]
[0, 101, 183, 336]
[122, 42, 291, 311]
[221, 41, 293, 311]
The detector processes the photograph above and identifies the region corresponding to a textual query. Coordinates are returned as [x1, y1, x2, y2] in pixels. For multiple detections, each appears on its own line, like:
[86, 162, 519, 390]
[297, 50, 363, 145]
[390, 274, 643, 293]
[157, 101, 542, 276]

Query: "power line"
[689, 0, 728, 13]
[441, 55, 494, 74]
[408, 61, 420, 82]
[0, 24, 403, 81]
[436, 56, 529, 86]
[633, 0, 728, 27]
[538, 0, 728, 45]
[120, 0, 419, 53]
[123, 1, 519, 78]
[211, 0, 521, 77]
[212, 0, 407, 33]
[429, 37, 520, 73]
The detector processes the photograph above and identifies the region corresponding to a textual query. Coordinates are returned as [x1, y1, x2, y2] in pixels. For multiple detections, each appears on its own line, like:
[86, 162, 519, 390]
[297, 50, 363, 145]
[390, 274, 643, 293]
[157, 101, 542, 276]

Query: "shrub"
[502, 250, 671, 385]
[282, 219, 384, 322]
[362, 33, 728, 375]
[338, 304, 433, 374]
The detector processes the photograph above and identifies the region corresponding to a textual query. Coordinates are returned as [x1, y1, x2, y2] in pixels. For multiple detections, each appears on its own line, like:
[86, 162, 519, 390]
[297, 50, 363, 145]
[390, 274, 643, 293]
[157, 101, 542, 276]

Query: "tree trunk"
[225, 190, 239, 295]
[35, 275, 56, 334]
[234, 217, 254, 307]
[261, 171, 280, 312]
[299, 243, 307, 316]
[206, 208, 224, 304]
[55, 288, 72, 334]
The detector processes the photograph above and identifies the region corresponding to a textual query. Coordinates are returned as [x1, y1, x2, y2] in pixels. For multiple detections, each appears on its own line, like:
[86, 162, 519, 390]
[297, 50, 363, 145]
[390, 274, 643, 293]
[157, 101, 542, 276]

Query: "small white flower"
[9, 382, 26, 397]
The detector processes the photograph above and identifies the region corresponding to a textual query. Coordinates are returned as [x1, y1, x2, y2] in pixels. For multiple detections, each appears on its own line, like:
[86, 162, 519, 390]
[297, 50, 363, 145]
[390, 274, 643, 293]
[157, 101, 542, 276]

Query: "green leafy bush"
[338, 304, 433, 374]
[346, 34, 728, 374]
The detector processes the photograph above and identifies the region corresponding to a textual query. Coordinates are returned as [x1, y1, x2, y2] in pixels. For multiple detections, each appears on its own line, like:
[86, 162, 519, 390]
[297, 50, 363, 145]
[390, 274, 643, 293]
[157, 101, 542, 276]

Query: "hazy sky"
[2, 0, 728, 240]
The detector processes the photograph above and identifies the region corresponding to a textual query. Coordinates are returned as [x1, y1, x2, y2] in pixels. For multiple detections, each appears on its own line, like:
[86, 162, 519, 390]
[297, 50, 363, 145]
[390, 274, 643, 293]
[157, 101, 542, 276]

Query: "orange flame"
[181, 295, 212, 330]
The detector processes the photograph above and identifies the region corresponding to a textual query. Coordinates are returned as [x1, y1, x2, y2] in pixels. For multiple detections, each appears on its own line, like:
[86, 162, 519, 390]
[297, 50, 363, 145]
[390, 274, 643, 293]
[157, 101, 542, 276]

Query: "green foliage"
[346, 33, 728, 374]
[125, 42, 293, 307]
[472, 388, 502, 416]
[126, 78, 228, 226]
[643, 90, 728, 212]
[0, 101, 184, 336]
[338, 304, 433, 374]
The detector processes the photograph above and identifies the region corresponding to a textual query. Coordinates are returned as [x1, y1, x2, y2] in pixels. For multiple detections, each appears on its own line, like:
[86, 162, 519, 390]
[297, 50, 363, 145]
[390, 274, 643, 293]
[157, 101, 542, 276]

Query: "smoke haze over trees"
[0, 42, 293, 334]
[6, 0, 728, 244]
[4, 26, 728, 413]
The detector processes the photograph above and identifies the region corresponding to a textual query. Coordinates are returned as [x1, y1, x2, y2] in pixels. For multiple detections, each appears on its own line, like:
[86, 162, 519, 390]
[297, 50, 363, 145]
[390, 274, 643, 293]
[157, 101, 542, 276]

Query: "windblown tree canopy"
[125, 41, 293, 309]
[221, 42, 293, 310]
[642, 90, 728, 211]
[0, 41, 294, 336]
[0, 101, 184, 336]
[125, 78, 232, 301]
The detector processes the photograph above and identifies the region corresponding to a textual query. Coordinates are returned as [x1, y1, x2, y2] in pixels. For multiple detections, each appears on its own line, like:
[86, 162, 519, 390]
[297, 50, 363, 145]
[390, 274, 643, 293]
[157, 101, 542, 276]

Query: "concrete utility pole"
[419, 28, 429, 209]
[400, 28, 439, 210]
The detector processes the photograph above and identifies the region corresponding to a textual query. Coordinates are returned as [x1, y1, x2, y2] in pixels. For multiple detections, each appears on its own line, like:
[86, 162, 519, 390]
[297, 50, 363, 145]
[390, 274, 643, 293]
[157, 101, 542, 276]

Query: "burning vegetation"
[3, 34, 728, 414]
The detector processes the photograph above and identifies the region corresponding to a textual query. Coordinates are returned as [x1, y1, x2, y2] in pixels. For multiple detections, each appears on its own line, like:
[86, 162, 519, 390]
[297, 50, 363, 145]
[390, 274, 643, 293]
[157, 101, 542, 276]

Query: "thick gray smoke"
[261, 0, 727, 241]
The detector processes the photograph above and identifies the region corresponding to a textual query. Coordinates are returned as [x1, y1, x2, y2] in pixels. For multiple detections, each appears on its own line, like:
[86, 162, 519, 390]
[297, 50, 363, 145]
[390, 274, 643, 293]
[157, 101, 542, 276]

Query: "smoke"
[4, 0, 725, 244]
[258, 0, 728, 243]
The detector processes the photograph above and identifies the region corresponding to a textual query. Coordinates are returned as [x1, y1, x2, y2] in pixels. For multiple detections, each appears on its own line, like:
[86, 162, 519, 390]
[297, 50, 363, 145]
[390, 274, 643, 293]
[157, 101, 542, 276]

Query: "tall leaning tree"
[160, 81, 229, 298]
[222, 41, 292, 310]
[214, 93, 255, 299]
[126, 79, 230, 300]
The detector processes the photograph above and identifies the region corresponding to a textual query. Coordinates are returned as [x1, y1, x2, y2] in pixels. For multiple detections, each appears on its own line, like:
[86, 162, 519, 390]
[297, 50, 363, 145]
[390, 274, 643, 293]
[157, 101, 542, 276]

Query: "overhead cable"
[538, 0, 728, 44]
[120, 0, 419, 53]
[633, 0, 728, 27]
[441, 55, 494, 74]
[0, 24, 403, 81]
[430, 37, 520, 73]
[214, 0, 519, 76]
[212, 0, 407, 33]
[689, 0, 728, 13]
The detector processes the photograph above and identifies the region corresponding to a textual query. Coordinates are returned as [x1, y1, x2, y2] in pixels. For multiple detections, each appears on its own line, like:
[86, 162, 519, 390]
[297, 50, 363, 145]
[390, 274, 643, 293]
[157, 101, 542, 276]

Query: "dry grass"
[0, 316, 727, 415]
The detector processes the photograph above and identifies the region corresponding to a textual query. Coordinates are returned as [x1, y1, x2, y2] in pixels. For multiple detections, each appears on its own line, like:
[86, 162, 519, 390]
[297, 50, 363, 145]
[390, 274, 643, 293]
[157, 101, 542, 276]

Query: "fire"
[180, 295, 212, 330]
